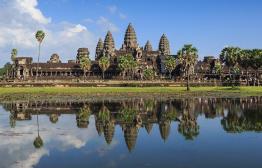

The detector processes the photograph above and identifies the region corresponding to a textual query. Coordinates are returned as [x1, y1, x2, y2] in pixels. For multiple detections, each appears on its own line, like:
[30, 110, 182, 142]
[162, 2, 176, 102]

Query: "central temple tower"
[121, 23, 138, 51]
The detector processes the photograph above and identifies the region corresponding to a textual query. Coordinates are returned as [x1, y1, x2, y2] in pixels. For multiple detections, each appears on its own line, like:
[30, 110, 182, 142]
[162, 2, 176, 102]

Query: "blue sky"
[0, 0, 262, 65]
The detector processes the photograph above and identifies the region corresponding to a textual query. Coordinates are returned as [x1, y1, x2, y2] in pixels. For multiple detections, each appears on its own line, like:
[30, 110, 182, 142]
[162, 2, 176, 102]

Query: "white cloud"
[0, 0, 99, 65]
[96, 16, 119, 33]
[14, 0, 51, 24]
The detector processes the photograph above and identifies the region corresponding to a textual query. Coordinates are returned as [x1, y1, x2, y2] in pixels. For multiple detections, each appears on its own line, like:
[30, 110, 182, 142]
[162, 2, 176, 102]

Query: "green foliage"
[11, 49, 17, 62]
[80, 56, 91, 75]
[0, 62, 12, 77]
[33, 136, 44, 149]
[98, 56, 110, 79]
[177, 44, 198, 91]
[164, 55, 177, 75]
[143, 68, 154, 80]
[118, 55, 137, 79]
[214, 60, 222, 75]
[177, 44, 198, 71]
[35, 30, 45, 43]
[250, 49, 262, 70]
[220, 47, 242, 67]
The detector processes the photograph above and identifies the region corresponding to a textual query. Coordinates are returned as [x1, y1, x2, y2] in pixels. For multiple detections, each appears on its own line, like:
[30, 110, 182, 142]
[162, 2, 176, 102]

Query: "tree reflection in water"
[2, 96, 262, 151]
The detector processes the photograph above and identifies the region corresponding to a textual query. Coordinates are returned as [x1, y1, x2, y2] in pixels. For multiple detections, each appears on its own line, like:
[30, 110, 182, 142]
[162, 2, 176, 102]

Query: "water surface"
[1, 97, 262, 168]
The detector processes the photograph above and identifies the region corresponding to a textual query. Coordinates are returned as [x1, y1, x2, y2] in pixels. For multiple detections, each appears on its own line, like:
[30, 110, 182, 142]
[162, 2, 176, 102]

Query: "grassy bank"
[0, 86, 262, 95]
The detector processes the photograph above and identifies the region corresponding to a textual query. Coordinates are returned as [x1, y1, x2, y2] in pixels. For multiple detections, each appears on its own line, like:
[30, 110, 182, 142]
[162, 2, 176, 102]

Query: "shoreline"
[0, 86, 262, 102]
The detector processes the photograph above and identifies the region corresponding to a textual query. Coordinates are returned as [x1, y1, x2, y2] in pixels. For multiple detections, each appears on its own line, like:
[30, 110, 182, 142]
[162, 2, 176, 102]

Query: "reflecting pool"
[1, 97, 262, 168]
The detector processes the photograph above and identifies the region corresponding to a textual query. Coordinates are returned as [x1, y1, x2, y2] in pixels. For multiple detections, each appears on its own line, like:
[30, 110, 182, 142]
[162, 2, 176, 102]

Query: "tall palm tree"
[239, 50, 252, 85]
[250, 49, 262, 86]
[11, 48, 17, 62]
[33, 111, 44, 149]
[35, 30, 45, 81]
[164, 55, 177, 79]
[118, 55, 132, 80]
[177, 44, 198, 91]
[220, 47, 241, 86]
[80, 56, 91, 81]
[98, 56, 110, 79]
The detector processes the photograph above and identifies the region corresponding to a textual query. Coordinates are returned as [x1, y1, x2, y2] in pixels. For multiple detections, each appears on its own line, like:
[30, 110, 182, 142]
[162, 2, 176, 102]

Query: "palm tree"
[98, 56, 110, 79]
[250, 49, 262, 86]
[177, 44, 198, 91]
[118, 56, 128, 79]
[35, 30, 45, 81]
[11, 48, 17, 62]
[214, 60, 223, 80]
[80, 56, 91, 81]
[239, 50, 252, 85]
[143, 68, 155, 80]
[220, 47, 241, 86]
[164, 55, 177, 79]
[34, 111, 44, 149]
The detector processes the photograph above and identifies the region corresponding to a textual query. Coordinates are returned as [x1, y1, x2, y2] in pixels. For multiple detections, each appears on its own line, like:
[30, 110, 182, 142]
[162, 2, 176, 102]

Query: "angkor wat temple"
[7, 23, 262, 83]
[10, 23, 173, 80]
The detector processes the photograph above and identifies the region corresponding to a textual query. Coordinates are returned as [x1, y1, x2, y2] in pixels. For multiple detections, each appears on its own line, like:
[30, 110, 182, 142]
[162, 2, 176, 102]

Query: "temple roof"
[122, 23, 138, 50]
[95, 38, 104, 60]
[159, 34, 170, 55]
[144, 40, 153, 52]
[104, 31, 115, 51]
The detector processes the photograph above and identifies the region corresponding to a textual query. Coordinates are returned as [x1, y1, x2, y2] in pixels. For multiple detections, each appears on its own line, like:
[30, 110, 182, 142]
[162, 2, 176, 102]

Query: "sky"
[0, 0, 262, 66]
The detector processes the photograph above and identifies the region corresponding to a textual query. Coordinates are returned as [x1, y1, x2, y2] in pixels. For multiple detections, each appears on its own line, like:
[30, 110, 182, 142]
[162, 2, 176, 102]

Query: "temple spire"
[158, 34, 170, 55]
[103, 31, 115, 57]
[144, 40, 153, 52]
[121, 23, 138, 51]
[95, 38, 104, 60]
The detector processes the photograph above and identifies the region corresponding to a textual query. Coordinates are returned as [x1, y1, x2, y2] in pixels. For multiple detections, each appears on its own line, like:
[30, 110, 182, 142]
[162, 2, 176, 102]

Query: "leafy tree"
[98, 56, 110, 79]
[118, 55, 137, 80]
[0, 62, 12, 77]
[239, 50, 252, 85]
[177, 44, 198, 91]
[76, 105, 91, 128]
[35, 30, 45, 80]
[33, 136, 44, 149]
[143, 68, 154, 80]
[80, 56, 91, 81]
[11, 48, 17, 62]
[214, 60, 223, 80]
[250, 49, 262, 85]
[164, 55, 177, 79]
[220, 47, 242, 87]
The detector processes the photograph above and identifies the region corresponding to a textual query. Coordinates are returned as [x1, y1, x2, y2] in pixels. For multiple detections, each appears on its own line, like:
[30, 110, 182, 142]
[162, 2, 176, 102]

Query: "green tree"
[220, 47, 242, 87]
[98, 56, 110, 79]
[239, 50, 252, 85]
[214, 60, 223, 80]
[164, 55, 177, 79]
[143, 68, 155, 80]
[35, 30, 45, 81]
[11, 48, 18, 62]
[0, 62, 12, 77]
[177, 44, 198, 91]
[118, 55, 137, 80]
[76, 105, 91, 128]
[250, 49, 262, 85]
[80, 56, 91, 81]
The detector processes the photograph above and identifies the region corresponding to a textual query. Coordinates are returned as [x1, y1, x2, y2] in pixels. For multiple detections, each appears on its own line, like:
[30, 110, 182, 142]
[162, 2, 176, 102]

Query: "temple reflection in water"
[2, 97, 262, 151]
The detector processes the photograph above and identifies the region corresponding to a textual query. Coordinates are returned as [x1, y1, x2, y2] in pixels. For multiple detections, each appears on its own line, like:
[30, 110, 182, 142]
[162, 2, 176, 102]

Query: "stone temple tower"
[144, 40, 153, 52]
[103, 31, 115, 57]
[158, 34, 170, 55]
[95, 38, 104, 60]
[121, 23, 138, 51]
